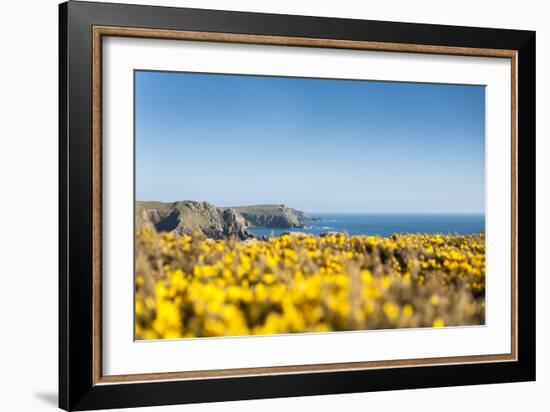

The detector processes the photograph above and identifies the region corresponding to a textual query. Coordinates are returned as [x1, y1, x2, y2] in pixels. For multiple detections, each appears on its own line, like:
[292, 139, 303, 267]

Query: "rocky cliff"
[231, 204, 312, 228]
[136, 201, 314, 240]
[136, 201, 254, 240]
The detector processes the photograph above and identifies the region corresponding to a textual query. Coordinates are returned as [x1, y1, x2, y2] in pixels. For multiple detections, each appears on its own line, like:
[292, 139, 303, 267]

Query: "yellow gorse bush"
[135, 229, 485, 339]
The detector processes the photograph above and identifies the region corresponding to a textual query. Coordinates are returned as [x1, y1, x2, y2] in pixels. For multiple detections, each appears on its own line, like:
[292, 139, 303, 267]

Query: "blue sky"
[135, 71, 485, 213]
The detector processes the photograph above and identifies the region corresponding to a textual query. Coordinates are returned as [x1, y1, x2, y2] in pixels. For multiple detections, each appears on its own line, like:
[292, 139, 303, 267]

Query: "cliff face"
[136, 201, 254, 240]
[232, 204, 307, 228]
[136, 201, 314, 240]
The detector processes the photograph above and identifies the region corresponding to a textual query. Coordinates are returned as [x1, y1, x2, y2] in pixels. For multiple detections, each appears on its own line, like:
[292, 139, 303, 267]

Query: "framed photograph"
[59, 1, 536, 410]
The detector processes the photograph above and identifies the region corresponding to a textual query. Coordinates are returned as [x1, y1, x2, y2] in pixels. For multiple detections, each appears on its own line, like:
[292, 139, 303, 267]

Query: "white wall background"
[0, 0, 546, 411]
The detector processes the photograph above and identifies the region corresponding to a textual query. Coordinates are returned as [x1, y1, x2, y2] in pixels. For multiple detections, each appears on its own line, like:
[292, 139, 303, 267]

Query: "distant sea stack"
[136, 201, 315, 240]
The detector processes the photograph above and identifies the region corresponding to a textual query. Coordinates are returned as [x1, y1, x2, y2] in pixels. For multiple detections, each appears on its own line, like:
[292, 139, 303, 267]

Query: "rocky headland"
[136, 201, 315, 240]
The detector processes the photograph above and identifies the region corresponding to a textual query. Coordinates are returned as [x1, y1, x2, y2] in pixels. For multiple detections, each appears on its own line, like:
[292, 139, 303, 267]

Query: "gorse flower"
[135, 229, 485, 339]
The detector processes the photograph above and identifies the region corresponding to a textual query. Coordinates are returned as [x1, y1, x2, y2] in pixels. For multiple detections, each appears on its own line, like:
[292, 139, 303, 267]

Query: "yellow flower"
[360, 269, 373, 283]
[432, 318, 445, 328]
[403, 304, 414, 317]
[383, 302, 399, 320]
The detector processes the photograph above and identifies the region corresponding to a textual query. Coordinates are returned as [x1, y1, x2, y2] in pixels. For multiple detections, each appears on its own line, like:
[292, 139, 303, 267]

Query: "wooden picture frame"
[59, 1, 535, 410]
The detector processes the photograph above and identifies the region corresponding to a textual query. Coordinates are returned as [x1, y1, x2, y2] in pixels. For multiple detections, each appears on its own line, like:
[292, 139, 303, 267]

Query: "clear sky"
[135, 70, 485, 214]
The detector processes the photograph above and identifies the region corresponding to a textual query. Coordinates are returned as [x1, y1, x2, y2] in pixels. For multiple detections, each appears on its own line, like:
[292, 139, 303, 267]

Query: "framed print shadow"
[59, 1, 536, 410]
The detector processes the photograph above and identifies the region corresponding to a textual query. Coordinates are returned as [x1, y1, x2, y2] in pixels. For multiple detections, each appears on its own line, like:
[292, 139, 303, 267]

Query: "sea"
[249, 213, 485, 238]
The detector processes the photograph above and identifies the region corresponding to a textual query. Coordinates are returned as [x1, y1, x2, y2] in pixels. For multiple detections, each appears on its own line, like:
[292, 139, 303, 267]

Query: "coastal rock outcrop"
[136, 201, 315, 240]
[136, 201, 255, 240]
[232, 204, 310, 229]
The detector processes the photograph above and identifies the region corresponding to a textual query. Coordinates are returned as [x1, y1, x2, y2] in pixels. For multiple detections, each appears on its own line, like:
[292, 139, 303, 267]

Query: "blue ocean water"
[249, 214, 485, 238]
